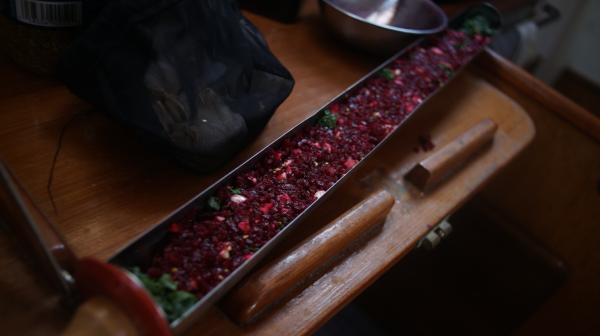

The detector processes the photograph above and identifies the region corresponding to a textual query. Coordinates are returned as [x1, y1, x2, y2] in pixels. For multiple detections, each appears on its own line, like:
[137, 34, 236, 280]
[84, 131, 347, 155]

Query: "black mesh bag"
[54, 0, 294, 172]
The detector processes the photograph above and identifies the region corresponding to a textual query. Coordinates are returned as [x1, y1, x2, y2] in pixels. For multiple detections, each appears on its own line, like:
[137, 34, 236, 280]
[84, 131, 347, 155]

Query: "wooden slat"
[470, 57, 600, 336]
[476, 48, 600, 143]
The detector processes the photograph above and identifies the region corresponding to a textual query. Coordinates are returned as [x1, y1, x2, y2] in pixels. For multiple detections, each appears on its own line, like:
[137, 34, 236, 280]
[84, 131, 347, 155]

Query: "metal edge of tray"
[109, 3, 502, 334]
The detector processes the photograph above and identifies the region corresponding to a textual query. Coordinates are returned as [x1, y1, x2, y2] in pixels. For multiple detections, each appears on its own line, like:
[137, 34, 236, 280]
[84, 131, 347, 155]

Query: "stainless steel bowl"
[319, 0, 448, 54]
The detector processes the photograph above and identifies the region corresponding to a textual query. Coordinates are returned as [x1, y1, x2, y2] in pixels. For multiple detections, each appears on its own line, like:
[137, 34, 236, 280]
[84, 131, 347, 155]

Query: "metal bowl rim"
[321, 0, 448, 35]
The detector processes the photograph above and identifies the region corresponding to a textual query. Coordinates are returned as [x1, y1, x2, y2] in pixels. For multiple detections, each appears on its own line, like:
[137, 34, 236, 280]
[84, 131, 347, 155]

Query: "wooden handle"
[220, 189, 396, 325]
[405, 118, 498, 190]
[61, 296, 139, 336]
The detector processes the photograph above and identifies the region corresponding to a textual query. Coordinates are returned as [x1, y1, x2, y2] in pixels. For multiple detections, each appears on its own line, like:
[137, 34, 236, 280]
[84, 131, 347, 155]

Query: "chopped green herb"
[317, 109, 338, 129]
[461, 15, 495, 37]
[452, 43, 464, 50]
[378, 68, 395, 81]
[438, 63, 454, 77]
[282, 217, 288, 223]
[208, 196, 220, 211]
[408, 55, 414, 63]
[278, 221, 284, 229]
[230, 187, 242, 195]
[129, 267, 198, 322]
[250, 247, 259, 252]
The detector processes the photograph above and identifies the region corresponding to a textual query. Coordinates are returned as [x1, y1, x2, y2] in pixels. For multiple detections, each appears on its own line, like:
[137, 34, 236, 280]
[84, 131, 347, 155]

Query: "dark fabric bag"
[54, 0, 294, 172]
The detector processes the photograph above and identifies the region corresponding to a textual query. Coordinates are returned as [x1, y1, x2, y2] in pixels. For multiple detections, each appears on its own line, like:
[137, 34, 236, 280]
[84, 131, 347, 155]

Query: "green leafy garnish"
[129, 267, 198, 322]
[438, 63, 454, 77]
[250, 247, 259, 252]
[452, 43, 464, 50]
[461, 15, 495, 37]
[208, 196, 220, 211]
[282, 217, 288, 223]
[378, 68, 395, 81]
[317, 109, 338, 129]
[230, 187, 242, 195]
[278, 221, 284, 229]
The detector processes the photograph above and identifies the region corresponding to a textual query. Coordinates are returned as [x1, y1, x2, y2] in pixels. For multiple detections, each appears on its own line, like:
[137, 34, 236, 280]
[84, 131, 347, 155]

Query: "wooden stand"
[0, 1, 544, 335]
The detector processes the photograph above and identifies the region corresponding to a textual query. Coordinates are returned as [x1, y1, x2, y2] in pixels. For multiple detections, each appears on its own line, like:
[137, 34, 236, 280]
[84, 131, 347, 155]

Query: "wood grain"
[405, 118, 498, 191]
[0, 1, 535, 335]
[476, 48, 600, 143]
[61, 296, 138, 336]
[221, 189, 395, 325]
[0, 220, 70, 336]
[0, 158, 78, 288]
[180, 70, 534, 336]
[471, 59, 600, 336]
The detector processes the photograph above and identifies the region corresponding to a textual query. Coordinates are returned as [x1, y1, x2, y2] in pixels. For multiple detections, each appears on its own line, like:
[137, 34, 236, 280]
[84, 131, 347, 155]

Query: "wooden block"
[405, 118, 498, 191]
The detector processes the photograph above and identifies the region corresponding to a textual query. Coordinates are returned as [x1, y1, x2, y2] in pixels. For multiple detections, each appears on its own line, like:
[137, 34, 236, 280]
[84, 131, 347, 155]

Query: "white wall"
[561, 0, 600, 85]
[533, 0, 600, 86]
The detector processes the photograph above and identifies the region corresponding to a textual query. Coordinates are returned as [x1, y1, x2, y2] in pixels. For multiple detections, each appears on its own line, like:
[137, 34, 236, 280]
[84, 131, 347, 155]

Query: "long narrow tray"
[109, 4, 502, 335]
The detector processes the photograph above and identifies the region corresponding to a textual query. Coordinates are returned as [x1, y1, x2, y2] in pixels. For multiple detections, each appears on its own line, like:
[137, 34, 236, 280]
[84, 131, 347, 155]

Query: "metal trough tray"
[109, 4, 502, 334]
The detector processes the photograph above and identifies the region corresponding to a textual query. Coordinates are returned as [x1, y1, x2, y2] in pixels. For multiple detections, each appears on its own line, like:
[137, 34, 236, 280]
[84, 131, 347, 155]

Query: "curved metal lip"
[321, 0, 448, 35]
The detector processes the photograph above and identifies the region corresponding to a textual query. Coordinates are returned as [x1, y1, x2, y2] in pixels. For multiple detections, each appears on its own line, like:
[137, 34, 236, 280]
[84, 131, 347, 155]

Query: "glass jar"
[0, 0, 106, 76]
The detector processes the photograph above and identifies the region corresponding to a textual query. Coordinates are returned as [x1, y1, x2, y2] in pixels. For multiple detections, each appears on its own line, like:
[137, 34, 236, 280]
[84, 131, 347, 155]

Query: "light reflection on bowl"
[319, 0, 448, 54]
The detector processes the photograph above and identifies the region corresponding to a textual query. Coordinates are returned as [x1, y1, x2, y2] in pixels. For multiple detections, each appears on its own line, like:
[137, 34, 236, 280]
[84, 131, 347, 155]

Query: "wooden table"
[0, 1, 537, 335]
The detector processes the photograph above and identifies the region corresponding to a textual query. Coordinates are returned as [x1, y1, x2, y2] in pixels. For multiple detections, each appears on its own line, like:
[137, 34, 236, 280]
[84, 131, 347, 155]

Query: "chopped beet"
[145, 29, 490, 299]
[418, 134, 435, 152]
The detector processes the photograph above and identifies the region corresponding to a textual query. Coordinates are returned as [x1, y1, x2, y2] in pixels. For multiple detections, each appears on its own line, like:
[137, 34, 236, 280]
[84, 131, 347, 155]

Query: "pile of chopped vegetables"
[131, 18, 494, 322]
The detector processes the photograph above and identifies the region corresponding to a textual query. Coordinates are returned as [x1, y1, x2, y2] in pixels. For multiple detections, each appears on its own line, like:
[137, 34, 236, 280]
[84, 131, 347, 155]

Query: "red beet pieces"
[145, 28, 490, 300]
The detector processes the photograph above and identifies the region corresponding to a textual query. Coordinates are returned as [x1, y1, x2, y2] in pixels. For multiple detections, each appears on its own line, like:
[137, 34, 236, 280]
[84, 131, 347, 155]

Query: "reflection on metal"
[416, 216, 452, 250]
[434, 218, 452, 239]
[420, 231, 441, 250]
[320, 0, 448, 54]
[365, 0, 398, 25]
[61, 270, 76, 286]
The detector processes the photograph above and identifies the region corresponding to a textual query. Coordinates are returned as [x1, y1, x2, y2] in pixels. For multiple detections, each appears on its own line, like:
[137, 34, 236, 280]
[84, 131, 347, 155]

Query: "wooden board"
[179, 68, 535, 336]
[472, 53, 600, 336]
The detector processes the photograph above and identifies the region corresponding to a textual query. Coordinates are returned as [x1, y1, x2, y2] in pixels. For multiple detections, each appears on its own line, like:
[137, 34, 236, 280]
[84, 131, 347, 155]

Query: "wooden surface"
[554, 67, 600, 119]
[0, 1, 537, 335]
[471, 56, 600, 336]
[221, 190, 395, 325]
[178, 66, 534, 336]
[0, 158, 78, 302]
[61, 296, 138, 336]
[476, 49, 600, 143]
